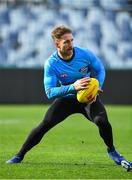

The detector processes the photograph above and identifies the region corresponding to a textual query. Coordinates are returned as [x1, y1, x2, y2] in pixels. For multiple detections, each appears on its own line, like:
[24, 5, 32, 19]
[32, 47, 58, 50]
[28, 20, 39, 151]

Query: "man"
[6, 26, 132, 171]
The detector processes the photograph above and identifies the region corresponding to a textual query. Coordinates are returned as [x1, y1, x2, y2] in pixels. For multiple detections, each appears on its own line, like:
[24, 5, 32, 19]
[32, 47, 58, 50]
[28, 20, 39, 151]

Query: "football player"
[6, 26, 132, 171]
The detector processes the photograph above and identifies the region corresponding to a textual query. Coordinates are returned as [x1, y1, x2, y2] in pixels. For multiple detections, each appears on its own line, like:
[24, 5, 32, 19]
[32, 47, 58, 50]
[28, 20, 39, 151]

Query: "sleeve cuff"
[69, 84, 76, 93]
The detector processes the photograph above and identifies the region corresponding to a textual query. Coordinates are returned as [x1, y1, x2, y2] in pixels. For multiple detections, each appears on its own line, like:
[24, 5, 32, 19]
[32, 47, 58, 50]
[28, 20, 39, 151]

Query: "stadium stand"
[0, 0, 132, 69]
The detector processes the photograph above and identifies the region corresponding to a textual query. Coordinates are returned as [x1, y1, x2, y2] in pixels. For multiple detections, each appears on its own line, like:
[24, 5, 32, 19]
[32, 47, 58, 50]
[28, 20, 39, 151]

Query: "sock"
[107, 146, 115, 153]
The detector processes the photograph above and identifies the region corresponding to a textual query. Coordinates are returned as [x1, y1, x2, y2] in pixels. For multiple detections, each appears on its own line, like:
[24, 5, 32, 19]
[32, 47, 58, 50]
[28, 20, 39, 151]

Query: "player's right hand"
[73, 77, 91, 91]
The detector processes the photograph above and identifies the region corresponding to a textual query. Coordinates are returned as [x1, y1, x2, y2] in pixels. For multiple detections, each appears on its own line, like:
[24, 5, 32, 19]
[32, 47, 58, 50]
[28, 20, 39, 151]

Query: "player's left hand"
[98, 89, 103, 94]
[89, 95, 97, 104]
[89, 89, 103, 104]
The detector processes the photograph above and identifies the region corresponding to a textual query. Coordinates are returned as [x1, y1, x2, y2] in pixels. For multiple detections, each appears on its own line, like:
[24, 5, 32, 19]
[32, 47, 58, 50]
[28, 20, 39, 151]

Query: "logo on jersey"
[79, 66, 89, 75]
[60, 73, 68, 78]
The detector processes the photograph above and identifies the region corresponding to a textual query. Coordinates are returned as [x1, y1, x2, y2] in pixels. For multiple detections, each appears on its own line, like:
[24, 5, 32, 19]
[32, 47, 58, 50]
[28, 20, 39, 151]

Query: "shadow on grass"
[24, 161, 115, 168]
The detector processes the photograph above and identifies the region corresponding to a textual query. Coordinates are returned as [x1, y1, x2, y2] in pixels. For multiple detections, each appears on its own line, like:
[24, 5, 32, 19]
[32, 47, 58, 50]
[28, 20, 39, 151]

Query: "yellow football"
[77, 78, 99, 103]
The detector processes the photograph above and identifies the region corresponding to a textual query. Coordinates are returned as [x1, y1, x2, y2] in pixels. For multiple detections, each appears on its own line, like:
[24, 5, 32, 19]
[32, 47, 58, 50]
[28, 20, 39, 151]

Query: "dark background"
[0, 69, 131, 104]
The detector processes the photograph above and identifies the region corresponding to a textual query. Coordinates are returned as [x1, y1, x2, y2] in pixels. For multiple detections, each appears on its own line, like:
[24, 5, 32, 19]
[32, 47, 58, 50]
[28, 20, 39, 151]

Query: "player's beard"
[60, 48, 73, 60]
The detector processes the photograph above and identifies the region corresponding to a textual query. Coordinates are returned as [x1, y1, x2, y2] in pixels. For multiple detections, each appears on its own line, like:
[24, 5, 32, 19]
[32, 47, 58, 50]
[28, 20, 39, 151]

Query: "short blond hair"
[51, 25, 72, 40]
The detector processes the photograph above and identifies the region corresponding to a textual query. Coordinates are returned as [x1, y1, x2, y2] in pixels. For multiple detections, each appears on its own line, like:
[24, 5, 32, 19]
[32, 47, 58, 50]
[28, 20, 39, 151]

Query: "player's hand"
[88, 95, 97, 104]
[89, 89, 103, 104]
[73, 77, 91, 91]
[98, 89, 103, 93]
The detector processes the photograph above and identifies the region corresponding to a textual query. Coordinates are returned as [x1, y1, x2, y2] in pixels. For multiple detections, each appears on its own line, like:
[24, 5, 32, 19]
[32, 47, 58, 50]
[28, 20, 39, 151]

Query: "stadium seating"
[0, 0, 131, 69]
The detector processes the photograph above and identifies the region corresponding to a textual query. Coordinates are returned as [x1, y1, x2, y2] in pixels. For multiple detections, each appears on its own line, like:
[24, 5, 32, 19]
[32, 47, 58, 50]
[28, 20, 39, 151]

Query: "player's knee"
[94, 116, 107, 127]
[41, 117, 56, 131]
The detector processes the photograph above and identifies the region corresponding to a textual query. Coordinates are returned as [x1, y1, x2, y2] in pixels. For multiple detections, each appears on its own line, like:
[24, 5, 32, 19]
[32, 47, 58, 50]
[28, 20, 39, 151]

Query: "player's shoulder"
[74, 46, 92, 56]
[45, 51, 58, 67]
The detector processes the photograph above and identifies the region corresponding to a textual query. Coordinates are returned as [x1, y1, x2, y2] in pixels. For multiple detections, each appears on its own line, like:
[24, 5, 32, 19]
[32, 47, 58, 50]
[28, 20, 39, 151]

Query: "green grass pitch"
[0, 105, 132, 179]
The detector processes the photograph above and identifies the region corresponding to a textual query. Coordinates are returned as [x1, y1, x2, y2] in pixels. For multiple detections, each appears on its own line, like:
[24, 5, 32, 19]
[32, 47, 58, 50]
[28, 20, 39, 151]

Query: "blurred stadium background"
[0, 1, 132, 178]
[0, 0, 132, 104]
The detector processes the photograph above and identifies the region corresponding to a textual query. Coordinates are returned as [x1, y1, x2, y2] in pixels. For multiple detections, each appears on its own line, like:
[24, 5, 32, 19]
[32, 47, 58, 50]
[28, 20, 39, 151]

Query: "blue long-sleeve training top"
[44, 46, 105, 99]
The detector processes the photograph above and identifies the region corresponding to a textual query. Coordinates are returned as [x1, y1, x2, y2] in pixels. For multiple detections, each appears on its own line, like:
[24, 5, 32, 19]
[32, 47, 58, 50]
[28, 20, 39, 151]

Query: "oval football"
[77, 78, 99, 103]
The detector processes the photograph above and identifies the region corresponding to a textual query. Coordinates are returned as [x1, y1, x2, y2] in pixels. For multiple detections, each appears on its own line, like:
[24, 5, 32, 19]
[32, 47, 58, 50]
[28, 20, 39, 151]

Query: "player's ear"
[54, 39, 59, 48]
